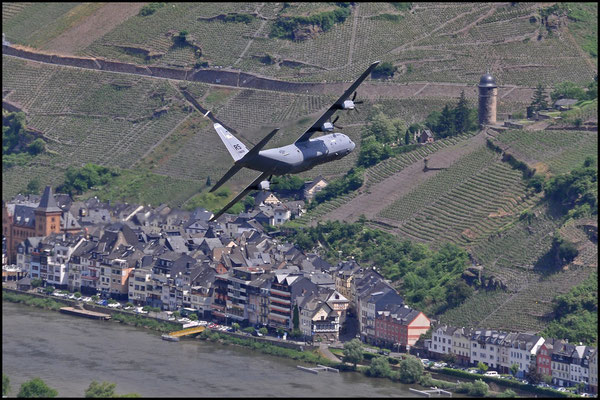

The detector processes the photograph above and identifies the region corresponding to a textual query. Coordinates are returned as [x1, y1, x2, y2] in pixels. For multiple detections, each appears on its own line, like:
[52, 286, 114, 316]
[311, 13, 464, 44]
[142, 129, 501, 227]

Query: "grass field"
[494, 129, 598, 175]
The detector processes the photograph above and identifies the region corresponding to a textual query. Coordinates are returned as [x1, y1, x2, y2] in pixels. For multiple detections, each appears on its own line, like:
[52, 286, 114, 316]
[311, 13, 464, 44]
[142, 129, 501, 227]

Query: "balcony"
[269, 303, 289, 313]
[269, 288, 291, 298]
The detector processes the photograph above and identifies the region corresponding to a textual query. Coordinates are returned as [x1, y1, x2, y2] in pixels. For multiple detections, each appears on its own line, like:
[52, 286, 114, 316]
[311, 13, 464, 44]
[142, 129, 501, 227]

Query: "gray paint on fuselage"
[239, 133, 355, 175]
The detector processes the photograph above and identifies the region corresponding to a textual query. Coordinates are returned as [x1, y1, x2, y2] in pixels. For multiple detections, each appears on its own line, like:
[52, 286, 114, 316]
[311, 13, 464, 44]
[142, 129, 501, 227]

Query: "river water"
[2, 301, 418, 397]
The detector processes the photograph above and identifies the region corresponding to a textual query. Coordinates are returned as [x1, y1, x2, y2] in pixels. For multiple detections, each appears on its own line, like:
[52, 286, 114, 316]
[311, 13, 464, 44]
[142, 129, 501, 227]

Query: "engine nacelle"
[321, 122, 334, 132]
[342, 100, 355, 110]
[258, 180, 270, 191]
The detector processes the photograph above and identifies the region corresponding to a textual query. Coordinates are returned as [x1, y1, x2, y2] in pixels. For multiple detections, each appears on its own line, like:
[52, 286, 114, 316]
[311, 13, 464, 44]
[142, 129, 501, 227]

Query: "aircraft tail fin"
[214, 123, 248, 162]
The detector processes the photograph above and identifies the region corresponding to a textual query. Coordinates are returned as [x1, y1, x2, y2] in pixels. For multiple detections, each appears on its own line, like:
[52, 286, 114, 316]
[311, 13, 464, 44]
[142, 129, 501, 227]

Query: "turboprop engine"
[258, 180, 270, 191]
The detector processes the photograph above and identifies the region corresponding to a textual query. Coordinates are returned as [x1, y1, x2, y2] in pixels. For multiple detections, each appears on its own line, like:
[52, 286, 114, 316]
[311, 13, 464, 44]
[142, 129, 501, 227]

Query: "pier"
[296, 365, 339, 374]
[409, 387, 452, 397]
[59, 306, 111, 320]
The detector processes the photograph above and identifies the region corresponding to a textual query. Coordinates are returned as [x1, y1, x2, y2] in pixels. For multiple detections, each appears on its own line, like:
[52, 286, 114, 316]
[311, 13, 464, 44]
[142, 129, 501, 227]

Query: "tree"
[188, 313, 198, 321]
[84, 381, 139, 398]
[27, 138, 45, 155]
[368, 356, 392, 378]
[397, 355, 424, 383]
[531, 84, 549, 111]
[3, 373, 10, 397]
[477, 361, 488, 373]
[343, 339, 364, 368]
[367, 111, 397, 143]
[85, 381, 116, 398]
[17, 377, 58, 398]
[436, 104, 455, 137]
[259, 327, 268, 335]
[551, 81, 587, 102]
[372, 61, 397, 78]
[404, 130, 410, 145]
[510, 363, 519, 377]
[469, 379, 489, 397]
[497, 389, 517, 398]
[292, 304, 300, 331]
[454, 90, 472, 134]
[276, 327, 286, 337]
[26, 178, 41, 195]
[176, 30, 188, 44]
[30, 278, 43, 288]
[231, 323, 240, 331]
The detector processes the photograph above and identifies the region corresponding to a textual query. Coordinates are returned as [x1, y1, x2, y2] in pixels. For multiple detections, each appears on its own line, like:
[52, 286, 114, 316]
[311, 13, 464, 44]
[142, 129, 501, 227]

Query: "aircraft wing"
[209, 171, 270, 222]
[294, 60, 380, 144]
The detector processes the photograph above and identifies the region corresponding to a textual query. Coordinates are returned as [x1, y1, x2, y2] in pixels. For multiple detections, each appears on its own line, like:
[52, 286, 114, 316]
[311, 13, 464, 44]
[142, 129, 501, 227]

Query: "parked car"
[467, 369, 479, 374]
[68, 294, 76, 299]
[52, 291, 66, 298]
[80, 296, 92, 302]
[198, 320, 208, 326]
[107, 302, 121, 308]
[557, 387, 567, 392]
[134, 307, 148, 314]
[484, 371, 499, 377]
[252, 330, 263, 337]
[420, 359, 430, 365]
[96, 300, 108, 306]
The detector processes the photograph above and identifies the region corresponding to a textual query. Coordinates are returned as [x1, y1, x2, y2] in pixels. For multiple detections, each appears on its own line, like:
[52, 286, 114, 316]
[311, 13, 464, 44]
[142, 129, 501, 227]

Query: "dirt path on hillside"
[42, 3, 146, 54]
[318, 130, 490, 224]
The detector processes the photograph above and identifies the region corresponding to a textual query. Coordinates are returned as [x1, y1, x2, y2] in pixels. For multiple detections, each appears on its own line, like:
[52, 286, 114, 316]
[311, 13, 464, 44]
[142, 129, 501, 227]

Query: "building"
[451, 327, 474, 366]
[3, 186, 80, 264]
[375, 305, 430, 351]
[470, 329, 509, 371]
[570, 345, 592, 391]
[505, 333, 545, 378]
[590, 349, 598, 394]
[429, 325, 458, 358]
[303, 176, 328, 201]
[537, 339, 558, 381]
[552, 341, 576, 387]
[478, 71, 498, 126]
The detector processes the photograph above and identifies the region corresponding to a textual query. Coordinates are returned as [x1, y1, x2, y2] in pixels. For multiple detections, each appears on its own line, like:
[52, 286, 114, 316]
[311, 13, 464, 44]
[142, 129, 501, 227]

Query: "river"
[3, 301, 419, 397]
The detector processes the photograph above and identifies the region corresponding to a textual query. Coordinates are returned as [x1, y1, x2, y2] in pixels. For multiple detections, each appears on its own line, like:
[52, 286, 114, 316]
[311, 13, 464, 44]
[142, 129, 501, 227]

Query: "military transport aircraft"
[208, 60, 380, 222]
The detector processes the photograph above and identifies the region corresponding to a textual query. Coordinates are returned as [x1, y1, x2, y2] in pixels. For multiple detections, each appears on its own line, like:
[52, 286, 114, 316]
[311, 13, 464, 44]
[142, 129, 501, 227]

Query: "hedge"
[439, 368, 576, 397]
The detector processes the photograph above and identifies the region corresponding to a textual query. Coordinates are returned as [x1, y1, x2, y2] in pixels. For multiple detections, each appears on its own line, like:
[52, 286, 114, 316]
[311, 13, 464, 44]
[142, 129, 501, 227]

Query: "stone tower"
[34, 186, 63, 237]
[478, 71, 498, 126]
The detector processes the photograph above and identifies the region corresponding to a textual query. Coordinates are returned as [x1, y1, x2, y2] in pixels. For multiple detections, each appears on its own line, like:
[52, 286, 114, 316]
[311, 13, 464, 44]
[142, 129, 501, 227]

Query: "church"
[2, 186, 81, 265]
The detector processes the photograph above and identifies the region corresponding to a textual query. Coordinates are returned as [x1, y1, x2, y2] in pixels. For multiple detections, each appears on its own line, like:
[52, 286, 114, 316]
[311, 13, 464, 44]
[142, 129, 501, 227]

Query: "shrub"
[139, 2, 165, 16]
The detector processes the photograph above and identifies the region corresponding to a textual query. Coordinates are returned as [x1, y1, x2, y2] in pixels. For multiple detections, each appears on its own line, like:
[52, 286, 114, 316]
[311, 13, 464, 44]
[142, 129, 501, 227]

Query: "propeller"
[351, 91, 364, 113]
[332, 116, 344, 129]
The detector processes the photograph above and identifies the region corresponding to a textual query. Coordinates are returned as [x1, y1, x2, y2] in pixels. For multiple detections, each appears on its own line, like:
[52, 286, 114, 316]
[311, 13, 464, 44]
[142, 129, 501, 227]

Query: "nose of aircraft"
[349, 140, 356, 152]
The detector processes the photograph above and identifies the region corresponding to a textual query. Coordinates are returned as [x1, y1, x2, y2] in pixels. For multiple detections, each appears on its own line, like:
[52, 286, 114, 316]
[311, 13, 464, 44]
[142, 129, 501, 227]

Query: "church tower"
[478, 71, 498, 126]
[34, 186, 63, 237]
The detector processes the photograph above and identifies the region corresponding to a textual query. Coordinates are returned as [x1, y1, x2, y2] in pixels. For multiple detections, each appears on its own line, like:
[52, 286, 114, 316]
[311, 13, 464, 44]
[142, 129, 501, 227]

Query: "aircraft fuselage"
[239, 133, 355, 175]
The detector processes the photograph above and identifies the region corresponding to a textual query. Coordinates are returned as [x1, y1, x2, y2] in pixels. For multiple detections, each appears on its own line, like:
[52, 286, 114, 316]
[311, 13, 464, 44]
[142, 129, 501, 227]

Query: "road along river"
[3, 301, 420, 397]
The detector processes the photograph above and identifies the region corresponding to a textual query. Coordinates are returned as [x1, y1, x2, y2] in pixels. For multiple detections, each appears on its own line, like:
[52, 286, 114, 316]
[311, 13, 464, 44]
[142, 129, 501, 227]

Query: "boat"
[161, 334, 179, 342]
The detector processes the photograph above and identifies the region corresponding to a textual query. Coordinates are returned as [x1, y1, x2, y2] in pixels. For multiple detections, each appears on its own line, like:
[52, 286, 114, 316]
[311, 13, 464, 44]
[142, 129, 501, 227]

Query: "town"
[2, 184, 597, 396]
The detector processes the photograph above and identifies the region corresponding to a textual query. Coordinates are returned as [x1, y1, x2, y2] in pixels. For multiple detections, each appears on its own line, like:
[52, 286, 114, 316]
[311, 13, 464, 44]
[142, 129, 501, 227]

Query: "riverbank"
[3, 288, 555, 398]
[4, 301, 419, 397]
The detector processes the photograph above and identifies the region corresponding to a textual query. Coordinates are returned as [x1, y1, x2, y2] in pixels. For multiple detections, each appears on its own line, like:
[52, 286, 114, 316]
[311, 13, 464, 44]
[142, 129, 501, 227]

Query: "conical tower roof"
[36, 186, 62, 213]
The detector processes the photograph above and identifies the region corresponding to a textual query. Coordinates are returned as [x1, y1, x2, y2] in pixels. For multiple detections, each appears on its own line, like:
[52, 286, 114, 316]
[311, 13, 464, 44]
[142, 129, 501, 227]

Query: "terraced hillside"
[3, 3, 596, 87]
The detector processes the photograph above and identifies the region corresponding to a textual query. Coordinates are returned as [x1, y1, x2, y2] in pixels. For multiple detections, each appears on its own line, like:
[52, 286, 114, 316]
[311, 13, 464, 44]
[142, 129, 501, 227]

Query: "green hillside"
[2, 2, 597, 338]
